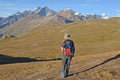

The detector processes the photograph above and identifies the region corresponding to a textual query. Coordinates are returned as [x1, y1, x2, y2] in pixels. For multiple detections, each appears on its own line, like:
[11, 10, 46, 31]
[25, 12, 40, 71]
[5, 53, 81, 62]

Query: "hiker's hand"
[61, 47, 63, 51]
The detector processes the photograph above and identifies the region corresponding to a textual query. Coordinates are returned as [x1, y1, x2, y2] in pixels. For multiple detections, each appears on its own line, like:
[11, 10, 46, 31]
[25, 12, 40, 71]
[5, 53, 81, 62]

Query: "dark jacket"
[61, 39, 75, 56]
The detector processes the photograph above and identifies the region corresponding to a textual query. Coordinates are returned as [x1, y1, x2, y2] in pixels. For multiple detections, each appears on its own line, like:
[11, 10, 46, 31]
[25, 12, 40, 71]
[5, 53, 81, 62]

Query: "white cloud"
[101, 13, 109, 19]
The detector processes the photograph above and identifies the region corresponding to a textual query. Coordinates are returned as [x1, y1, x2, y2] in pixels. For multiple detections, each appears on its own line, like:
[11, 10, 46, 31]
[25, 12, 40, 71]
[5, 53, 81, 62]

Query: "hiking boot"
[66, 69, 69, 76]
[61, 71, 65, 78]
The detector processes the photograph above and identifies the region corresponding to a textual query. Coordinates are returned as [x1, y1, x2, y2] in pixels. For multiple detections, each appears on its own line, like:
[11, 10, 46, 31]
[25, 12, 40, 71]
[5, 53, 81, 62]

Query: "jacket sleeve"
[71, 41, 75, 54]
[61, 42, 65, 52]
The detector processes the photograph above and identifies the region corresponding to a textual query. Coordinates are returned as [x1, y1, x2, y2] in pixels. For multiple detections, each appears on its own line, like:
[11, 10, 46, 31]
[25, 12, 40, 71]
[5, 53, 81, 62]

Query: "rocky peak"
[58, 9, 81, 21]
[33, 6, 56, 16]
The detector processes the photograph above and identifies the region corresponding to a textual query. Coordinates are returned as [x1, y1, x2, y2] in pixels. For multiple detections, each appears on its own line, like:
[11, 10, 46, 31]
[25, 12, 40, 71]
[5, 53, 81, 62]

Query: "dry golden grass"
[0, 18, 120, 59]
[0, 51, 119, 80]
[0, 17, 120, 79]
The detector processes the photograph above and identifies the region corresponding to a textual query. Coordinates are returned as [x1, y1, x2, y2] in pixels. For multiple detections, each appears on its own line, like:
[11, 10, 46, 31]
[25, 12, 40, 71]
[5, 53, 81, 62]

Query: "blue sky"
[0, 0, 120, 17]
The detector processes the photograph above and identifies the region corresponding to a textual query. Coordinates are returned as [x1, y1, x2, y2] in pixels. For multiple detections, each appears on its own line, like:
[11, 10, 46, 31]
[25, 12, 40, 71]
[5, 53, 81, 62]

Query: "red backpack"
[64, 48, 71, 56]
[62, 40, 73, 56]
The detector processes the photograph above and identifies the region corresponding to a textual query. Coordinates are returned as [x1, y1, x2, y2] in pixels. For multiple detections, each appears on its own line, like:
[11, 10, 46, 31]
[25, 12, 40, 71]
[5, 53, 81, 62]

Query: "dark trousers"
[62, 55, 72, 76]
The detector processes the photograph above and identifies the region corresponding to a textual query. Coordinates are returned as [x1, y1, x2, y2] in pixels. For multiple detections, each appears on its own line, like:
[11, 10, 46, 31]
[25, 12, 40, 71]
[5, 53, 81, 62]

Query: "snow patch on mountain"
[74, 12, 80, 15]
[101, 13, 109, 19]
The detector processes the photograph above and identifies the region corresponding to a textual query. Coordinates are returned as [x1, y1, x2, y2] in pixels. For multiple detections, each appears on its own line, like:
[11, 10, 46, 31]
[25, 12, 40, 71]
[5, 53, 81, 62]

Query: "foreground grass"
[0, 51, 119, 80]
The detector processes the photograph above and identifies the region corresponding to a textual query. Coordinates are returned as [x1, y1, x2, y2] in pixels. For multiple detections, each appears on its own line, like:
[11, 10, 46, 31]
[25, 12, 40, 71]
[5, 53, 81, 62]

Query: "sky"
[0, 0, 120, 17]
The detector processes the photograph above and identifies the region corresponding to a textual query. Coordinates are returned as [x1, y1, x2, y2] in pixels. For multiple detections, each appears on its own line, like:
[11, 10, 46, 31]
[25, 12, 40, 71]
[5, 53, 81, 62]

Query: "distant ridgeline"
[0, 6, 109, 38]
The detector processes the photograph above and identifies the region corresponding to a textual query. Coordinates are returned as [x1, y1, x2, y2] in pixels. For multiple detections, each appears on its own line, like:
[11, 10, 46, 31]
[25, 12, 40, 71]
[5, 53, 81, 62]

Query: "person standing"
[61, 33, 75, 77]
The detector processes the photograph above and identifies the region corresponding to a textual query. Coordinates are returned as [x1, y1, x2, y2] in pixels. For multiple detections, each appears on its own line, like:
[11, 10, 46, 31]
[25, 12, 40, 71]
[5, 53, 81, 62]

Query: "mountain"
[0, 14, 67, 37]
[0, 6, 56, 30]
[0, 17, 5, 21]
[79, 14, 102, 20]
[0, 11, 32, 29]
[0, 6, 107, 38]
[58, 9, 103, 21]
[0, 6, 104, 30]
[101, 13, 109, 19]
[33, 6, 56, 16]
[58, 9, 81, 21]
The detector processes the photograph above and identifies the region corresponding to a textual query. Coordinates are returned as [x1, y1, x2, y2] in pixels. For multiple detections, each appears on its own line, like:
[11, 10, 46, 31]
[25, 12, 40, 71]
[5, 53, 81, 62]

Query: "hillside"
[0, 18, 120, 79]
[0, 18, 120, 58]
[0, 6, 105, 38]
[0, 51, 120, 80]
[0, 14, 66, 37]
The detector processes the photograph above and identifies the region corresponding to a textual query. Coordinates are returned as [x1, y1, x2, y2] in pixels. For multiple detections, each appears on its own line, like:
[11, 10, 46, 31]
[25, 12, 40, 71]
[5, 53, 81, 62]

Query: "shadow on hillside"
[69, 54, 120, 76]
[0, 54, 62, 65]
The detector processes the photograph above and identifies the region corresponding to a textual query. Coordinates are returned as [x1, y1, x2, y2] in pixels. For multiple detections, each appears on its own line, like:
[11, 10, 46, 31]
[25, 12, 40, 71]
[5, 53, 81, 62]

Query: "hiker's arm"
[71, 41, 75, 53]
[61, 41, 65, 52]
[61, 47, 63, 51]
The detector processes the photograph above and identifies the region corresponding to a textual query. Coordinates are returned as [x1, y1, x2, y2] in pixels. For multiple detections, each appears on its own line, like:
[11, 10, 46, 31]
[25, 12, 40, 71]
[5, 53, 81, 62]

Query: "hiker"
[61, 33, 75, 77]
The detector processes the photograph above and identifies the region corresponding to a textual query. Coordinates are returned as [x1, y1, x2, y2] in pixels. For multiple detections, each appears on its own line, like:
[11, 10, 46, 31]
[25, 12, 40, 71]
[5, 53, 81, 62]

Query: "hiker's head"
[64, 33, 70, 40]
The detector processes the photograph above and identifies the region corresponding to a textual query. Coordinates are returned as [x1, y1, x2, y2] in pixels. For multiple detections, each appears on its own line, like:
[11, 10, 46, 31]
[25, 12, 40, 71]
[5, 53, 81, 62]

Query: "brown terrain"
[0, 18, 120, 80]
[0, 51, 120, 80]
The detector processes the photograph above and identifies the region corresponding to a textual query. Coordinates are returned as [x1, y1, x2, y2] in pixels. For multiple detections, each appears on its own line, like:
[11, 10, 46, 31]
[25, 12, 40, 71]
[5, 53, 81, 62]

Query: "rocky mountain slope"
[0, 14, 66, 37]
[0, 17, 4, 21]
[57, 9, 102, 21]
[0, 6, 104, 29]
[0, 11, 32, 29]
[0, 6, 56, 29]
[0, 6, 107, 38]
[33, 6, 56, 16]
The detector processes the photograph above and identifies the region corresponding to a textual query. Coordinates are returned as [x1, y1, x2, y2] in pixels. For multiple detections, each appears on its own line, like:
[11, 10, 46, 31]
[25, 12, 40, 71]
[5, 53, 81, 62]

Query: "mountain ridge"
[0, 6, 109, 38]
[0, 6, 107, 28]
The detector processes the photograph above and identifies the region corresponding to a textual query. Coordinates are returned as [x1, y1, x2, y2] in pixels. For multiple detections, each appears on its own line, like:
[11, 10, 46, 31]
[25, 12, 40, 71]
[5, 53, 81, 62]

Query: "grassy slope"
[0, 18, 120, 59]
[0, 51, 119, 80]
[0, 18, 120, 80]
